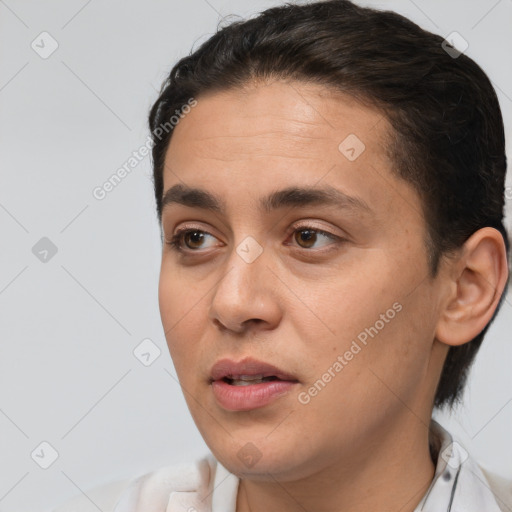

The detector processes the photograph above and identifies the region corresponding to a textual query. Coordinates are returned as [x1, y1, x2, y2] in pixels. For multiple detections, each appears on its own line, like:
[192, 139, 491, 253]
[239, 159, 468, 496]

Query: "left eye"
[291, 227, 337, 249]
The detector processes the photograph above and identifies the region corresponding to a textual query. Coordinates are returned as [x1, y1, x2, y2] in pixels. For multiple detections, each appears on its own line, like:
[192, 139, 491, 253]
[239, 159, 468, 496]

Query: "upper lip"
[210, 357, 299, 382]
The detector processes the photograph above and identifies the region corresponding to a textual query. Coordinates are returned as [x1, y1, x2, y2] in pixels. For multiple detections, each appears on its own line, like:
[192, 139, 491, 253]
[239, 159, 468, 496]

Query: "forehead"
[162, 80, 422, 227]
[167, 80, 391, 163]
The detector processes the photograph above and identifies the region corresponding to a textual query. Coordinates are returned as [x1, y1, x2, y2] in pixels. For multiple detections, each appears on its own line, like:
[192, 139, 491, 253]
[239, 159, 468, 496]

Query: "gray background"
[0, 0, 511, 510]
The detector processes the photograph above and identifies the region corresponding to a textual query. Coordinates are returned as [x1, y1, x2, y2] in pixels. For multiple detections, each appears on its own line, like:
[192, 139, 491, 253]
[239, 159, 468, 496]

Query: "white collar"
[413, 419, 502, 511]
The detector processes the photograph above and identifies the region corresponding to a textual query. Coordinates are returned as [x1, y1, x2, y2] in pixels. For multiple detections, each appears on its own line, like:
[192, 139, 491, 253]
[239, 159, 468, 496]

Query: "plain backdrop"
[0, 0, 511, 510]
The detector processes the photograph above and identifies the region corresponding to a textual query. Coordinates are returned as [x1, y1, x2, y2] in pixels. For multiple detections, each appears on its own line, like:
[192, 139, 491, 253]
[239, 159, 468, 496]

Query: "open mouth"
[222, 375, 282, 386]
[210, 358, 298, 384]
[209, 358, 299, 410]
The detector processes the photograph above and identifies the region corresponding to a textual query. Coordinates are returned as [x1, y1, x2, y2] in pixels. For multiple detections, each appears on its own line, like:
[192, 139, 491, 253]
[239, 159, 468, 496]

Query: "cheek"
[158, 268, 205, 367]
[289, 259, 397, 345]
[294, 253, 432, 402]
[159, 262, 205, 327]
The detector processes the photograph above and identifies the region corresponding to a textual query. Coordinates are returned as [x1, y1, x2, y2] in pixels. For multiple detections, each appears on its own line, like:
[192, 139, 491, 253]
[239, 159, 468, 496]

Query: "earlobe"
[435, 227, 509, 347]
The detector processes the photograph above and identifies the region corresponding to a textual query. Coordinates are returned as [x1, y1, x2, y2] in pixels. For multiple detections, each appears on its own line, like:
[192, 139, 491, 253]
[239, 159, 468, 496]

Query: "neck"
[236, 416, 436, 512]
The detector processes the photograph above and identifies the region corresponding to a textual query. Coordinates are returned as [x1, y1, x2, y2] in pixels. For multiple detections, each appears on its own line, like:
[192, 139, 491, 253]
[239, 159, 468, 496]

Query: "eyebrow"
[161, 183, 373, 216]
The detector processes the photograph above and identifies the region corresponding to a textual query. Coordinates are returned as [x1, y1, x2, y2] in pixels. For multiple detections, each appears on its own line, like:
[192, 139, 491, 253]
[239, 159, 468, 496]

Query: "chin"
[205, 434, 318, 482]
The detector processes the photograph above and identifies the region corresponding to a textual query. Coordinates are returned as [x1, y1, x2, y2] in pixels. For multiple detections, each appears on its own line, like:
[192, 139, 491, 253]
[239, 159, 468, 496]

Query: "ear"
[435, 227, 509, 347]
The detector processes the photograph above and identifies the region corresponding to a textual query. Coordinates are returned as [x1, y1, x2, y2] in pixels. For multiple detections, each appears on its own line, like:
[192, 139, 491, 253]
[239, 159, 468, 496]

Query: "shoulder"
[480, 466, 512, 512]
[52, 456, 217, 512]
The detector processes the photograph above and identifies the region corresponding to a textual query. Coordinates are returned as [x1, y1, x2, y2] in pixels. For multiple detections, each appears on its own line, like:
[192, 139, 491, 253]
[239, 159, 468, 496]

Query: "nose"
[208, 241, 283, 335]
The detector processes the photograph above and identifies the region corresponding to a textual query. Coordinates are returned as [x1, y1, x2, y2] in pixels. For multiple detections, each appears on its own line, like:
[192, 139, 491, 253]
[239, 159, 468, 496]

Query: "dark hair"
[148, 0, 509, 410]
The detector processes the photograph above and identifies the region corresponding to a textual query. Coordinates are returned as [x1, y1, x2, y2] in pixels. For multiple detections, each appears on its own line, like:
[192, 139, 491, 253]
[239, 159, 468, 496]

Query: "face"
[158, 80, 448, 482]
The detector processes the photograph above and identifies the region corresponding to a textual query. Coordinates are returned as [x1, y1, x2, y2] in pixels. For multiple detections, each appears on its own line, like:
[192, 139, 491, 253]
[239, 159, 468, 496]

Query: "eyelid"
[170, 221, 223, 241]
[288, 220, 342, 239]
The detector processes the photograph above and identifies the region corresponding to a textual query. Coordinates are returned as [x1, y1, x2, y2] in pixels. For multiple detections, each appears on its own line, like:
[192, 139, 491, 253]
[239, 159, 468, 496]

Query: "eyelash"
[166, 224, 342, 254]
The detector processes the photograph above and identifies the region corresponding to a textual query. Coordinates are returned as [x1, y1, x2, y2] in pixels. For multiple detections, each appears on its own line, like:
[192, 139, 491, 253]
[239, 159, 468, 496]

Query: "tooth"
[239, 374, 264, 381]
[231, 378, 265, 386]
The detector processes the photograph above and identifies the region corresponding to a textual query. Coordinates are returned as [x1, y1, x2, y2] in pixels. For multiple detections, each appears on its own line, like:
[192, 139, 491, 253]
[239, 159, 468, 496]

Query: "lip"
[209, 357, 299, 411]
[210, 357, 298, 382]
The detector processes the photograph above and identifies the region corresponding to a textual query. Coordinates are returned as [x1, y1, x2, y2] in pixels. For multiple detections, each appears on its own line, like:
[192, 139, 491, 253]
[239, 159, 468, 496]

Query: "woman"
[54, 0, 512, 510]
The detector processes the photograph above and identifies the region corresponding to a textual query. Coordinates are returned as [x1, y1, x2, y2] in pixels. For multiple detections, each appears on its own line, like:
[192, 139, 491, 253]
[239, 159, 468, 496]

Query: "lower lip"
[211, 379, 297, 411]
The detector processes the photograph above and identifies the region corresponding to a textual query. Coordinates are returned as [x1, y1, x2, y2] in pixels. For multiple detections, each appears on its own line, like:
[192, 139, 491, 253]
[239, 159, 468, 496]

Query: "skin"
[157, 79, 509, 512]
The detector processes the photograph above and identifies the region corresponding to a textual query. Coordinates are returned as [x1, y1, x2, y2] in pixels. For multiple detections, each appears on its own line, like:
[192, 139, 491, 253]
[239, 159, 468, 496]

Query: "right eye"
[166, 228, 221, 252]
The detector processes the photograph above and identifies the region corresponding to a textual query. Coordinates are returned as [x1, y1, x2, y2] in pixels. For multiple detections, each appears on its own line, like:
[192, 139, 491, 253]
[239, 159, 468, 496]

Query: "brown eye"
[168, 229, 219, 252]
[183, 230, 206, 249]
[294, 229, 318, 249]
[289, 225, 339, 250]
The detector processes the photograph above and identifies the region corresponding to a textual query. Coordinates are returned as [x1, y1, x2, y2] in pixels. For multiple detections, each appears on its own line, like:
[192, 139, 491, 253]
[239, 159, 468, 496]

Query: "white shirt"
[53, 420, 512, 512]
